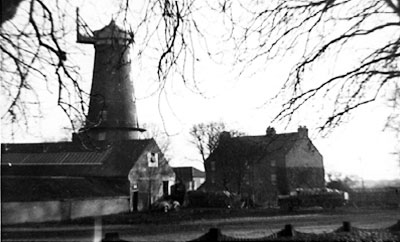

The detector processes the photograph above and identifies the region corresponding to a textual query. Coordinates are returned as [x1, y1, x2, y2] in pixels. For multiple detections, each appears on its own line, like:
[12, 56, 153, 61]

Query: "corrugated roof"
[1, 139, 153, 177]
[2, 150, 111, 165]
[1, 141, 109, 153]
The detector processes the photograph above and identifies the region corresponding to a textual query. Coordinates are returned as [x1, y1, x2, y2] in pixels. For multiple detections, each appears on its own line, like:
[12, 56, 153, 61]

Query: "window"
[98, 132, 106, 140]
[271, 160, 276, 167]
[101, 110, 108, 121]
[210, 161, 216, 171]
[162, 181, 169, 195]
[210, 176, 215, 184]
[271, 174, 277, 185]
[147, 152, 158, 167]
[245, 160, 250, 170]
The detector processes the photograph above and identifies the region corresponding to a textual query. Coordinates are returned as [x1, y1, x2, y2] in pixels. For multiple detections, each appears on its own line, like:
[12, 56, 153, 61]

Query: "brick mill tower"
[77, 17, 144, 141]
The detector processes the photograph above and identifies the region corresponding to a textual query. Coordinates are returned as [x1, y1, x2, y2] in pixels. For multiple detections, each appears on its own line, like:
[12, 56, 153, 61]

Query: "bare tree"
[1, 0, 25, 25]
[386, 84, 400, 165]
[218, 0, 400, 133]
[141, 123, 172, 159]
[1, 0, 207, 137]
[189, 121, 244, 163]
[326, 172, 358, 192]
[3, 0, 400, 144]
[1, 0, 86, 135]
[386, 85, 400, 133]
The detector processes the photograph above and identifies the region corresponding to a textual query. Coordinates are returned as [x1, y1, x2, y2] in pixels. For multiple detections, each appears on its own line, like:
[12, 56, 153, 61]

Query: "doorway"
[163, 181, 169, 196]
[131, 191, 138, 211]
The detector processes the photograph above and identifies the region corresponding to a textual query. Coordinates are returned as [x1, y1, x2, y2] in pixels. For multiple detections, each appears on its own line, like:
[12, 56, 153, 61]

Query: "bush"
[187, 190, 232, 208]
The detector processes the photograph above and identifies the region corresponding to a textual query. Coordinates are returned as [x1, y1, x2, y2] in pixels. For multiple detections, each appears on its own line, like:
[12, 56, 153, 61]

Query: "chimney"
[266, 126, 276, 136]
[297, 126, 308, 138]
[219, 131, 231, 141]
[78, 20, 144, 141]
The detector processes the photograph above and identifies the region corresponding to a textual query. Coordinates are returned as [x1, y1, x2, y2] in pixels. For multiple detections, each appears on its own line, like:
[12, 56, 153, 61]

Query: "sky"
[1, 0, 399, 182]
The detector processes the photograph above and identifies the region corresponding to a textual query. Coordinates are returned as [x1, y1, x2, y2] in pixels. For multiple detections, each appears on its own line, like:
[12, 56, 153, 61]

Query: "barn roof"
[1, 139, 153, 177]
[1, 150, 111, 165]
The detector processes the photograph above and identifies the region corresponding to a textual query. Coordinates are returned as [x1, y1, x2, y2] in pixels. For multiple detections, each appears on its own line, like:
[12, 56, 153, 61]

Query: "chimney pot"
[298, 126, 308, 138]
[219, 131, 231, 140]
[266, 126, 276, 136]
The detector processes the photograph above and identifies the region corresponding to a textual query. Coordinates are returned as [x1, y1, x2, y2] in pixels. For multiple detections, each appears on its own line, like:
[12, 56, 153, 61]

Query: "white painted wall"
[69, 197, 129, 219]
[2, 201, 62, 224]
[2, 196, 130, 225]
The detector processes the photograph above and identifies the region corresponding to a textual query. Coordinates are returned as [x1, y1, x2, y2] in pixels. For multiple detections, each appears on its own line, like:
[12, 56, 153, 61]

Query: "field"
[2, 207, 400, 241]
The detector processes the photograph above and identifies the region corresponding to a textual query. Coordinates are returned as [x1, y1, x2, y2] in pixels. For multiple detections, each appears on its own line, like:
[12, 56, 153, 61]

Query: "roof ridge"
[232, 132, 298, 138]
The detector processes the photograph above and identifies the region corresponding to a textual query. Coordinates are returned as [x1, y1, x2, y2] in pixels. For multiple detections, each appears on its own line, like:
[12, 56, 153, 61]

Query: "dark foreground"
[2, 207, 399, 241]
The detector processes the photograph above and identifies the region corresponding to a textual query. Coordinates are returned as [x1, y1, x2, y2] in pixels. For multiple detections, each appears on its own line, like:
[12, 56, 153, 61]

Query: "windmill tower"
[76, 11, 145, 141]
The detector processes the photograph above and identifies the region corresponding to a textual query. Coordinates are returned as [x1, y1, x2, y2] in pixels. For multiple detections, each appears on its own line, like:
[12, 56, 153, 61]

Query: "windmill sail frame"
[76, 8, 95, 44]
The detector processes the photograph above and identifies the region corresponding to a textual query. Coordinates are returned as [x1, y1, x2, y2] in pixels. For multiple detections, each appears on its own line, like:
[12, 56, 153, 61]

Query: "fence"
[349, 187, 400, 208]
[101, 220, 400, 242]
[188, 221, 400, 241]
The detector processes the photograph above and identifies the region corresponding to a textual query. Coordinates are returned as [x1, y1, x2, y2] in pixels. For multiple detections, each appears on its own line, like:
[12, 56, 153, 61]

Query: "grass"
[4, 206, 397, 228]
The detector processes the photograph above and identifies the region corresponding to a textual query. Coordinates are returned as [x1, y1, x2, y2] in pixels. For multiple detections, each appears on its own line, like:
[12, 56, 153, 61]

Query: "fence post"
[388, 220, 400, 232]
[101, 232, 128, 242]
[343, 221, 352, 232]
[208, 228, 222, 241]
[94, 217, 102, 242]
[281, 224, 295, 237]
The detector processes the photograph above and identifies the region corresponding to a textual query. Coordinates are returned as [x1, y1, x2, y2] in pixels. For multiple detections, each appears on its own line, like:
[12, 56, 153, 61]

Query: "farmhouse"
[1, 20, 175, 224]
[202, 126, 325, 206]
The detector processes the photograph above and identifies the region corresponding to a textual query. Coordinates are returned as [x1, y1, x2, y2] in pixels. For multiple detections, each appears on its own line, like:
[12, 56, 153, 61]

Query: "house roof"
[208, 132, 304, 163]
[1, 139, 153, 177]
[173, 167, 205, 182]
[1, 176, 129, 202]
[233, 133, 300, 152]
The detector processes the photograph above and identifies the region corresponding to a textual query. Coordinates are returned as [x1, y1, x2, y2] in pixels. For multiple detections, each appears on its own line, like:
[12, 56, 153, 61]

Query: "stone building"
[1, 20, 175, 224]
[202, 126, 324, 206]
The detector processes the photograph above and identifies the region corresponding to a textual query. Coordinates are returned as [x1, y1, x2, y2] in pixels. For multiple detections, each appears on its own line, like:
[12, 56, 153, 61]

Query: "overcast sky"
[1, 0, 399, 181]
